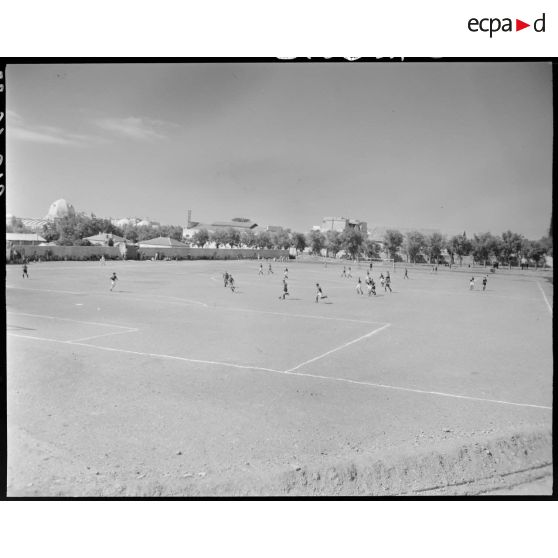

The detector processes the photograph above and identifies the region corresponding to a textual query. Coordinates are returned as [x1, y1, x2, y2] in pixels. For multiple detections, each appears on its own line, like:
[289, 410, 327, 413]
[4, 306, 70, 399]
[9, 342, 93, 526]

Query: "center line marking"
[285, 323, 391, 373]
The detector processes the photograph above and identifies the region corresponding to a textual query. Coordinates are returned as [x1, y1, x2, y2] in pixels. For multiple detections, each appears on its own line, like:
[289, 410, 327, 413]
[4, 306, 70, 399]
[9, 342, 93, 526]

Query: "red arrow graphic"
[516, 19, 530, 31]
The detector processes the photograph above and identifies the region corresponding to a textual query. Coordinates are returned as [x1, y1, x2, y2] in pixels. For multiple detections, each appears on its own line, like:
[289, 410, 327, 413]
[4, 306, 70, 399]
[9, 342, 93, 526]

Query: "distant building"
[45, 199, 76, 221]
[110, 217, 161, 228]
[7, 198, 76, 233]
[182, 210, 258, 241]
[137, 219, 161, 228]
[6, 232, 46, 245]
[263, 225, 285, 233]
[6, 216, 49, 232]
[85, 232, 127, 246]
[321, 216, 367, 236]
[138, 237, 187, 248]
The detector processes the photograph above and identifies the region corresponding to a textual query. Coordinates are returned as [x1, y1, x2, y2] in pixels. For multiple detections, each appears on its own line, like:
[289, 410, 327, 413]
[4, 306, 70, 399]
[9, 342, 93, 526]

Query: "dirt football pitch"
[6, 259, 553, 496]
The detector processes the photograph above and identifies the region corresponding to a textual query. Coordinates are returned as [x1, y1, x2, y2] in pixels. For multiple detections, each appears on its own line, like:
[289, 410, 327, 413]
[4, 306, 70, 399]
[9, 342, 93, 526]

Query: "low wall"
[8, 245, 123, 261]
[7, 244, 290, 262]
[137, 247, 290, 260]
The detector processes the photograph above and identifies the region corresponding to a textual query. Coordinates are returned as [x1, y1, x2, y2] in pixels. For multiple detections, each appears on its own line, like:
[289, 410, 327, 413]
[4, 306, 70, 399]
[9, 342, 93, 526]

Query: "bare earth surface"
[6, 259, 553, 496]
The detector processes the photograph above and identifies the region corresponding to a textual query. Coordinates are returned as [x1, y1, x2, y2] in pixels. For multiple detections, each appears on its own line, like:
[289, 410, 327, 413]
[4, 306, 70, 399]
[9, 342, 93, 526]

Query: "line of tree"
[296, 227, 553, 268]
[189, 228, 293, 250]
[7, 213, 553, 266]
[20, 213, 186, 246]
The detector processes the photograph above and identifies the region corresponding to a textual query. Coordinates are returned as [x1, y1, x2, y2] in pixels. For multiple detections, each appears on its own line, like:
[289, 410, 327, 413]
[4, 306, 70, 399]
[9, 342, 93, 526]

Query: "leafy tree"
[211, 229, 229, 248]
[241, 230, 257, 248]
[122, 224, 139, 244]
[192, 228, 209, 247]
[340, 228, 364, 259]
[448, 233, 472, 266]
[526, 239, 547, 268]
[225, 227, 241, 248]
[539, 235, 553, 258]
[307, 230, 326, 255]
[500, 230, 524, 267]
[471, 232, 496, 266]
[325, 230, 342, 258]
[404, 231, 426, 264]
[256, 231, 274, 249]
[159, 225, 184, 242]
[273, 230, 291, 250]
[426, 232, 445, 264]
[292, 232, 307, 254]
[383, 229, 404, 260]
[136, 225, 161, 242]
[42, 221, 60, 243]
[362, 238, 381, 260]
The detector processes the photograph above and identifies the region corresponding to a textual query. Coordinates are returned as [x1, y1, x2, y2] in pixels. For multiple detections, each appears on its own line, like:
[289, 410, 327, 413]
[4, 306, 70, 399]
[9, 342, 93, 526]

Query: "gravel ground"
[6, 260, 553, 496]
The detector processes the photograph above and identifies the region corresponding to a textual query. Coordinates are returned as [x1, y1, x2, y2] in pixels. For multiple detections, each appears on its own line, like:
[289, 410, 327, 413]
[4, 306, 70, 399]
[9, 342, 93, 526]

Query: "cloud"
[7, 111, 100, 146]
[95, 116, 176, 141]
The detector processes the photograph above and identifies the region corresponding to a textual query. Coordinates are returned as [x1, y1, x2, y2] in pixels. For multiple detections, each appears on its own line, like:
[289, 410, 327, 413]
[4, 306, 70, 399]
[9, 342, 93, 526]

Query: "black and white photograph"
[3, 61, 553, 497]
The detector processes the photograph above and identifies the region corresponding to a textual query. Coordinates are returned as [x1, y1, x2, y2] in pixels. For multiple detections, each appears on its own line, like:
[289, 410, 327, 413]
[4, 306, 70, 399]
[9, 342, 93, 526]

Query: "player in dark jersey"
[279, 279, 290, 300]
[315, 283, 328, 303]
[110, 272, 118, 291]
[367, 277, 376, 296]
[22, 263, 29, 278]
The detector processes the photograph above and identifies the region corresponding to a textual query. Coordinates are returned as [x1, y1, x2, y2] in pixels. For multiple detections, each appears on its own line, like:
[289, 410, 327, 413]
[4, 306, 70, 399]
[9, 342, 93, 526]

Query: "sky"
[5, 62, 553, 239]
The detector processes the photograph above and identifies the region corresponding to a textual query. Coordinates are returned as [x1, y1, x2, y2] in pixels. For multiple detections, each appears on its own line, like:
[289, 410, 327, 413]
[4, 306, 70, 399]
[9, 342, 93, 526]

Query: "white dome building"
[45, 199, 76, 220]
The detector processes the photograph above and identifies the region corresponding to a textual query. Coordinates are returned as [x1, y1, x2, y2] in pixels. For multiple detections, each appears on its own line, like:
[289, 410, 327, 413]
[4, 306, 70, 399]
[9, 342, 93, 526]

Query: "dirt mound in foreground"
[9, 429, 552, 497]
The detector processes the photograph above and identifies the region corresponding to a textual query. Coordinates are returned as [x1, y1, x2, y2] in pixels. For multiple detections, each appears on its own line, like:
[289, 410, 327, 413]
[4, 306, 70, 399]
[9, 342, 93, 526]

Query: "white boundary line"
[285, 323, 391, 373]
[537, 281, 553, 315]
[7, 333, 283, 374]
[282, 369, 552, 411]
[224, 307, 386, 326]
[67, 328, 139, 343]
[7, 330, 551, 411]
[7, 285, 85, 295]
[7, 311, 137, 330]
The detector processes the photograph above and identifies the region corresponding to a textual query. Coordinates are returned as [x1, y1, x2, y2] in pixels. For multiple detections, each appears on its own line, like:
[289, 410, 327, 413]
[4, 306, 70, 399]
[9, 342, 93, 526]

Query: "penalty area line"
[7, 311, 137, 330]
[281, 370, 552, 411]
[8, 332, 551, 411]
[7, 333, 283, 374]
[285, 323, 391, 373]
